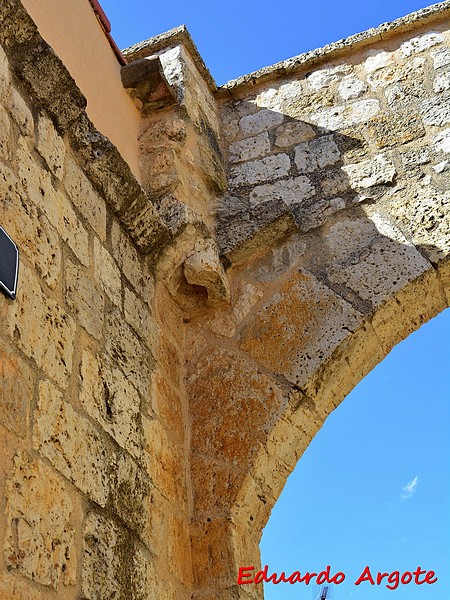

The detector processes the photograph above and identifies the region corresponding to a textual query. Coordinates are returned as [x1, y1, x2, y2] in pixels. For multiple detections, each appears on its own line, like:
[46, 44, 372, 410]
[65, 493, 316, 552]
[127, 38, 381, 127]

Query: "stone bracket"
[121, 55, 176, 111]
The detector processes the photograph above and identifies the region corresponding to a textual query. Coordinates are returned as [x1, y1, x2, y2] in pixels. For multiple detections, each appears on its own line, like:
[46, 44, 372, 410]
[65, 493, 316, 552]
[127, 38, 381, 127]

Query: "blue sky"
[99, 1, 450, 598]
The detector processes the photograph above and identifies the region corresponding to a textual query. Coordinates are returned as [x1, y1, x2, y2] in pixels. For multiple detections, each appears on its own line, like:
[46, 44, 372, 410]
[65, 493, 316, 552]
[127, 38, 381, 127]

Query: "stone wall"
[0, 1, 450, 600]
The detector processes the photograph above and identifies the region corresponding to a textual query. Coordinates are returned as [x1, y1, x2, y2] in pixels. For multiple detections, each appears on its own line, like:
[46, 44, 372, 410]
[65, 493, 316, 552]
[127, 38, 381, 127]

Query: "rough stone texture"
[5, 452, 77, 589]
[1, 3, 450, 600]
[33, 380, 110, 506]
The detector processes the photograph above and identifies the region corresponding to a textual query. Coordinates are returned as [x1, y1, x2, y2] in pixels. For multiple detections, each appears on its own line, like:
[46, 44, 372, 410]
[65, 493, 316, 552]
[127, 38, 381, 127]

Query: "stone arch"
[186, 199, 450, 598]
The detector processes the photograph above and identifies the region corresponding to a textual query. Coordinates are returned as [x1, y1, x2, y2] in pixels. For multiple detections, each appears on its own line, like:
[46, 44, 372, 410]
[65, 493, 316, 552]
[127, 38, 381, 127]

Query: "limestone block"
[80, 350, 142, 459]
[0, 572, 43, 600]
[64, 156, 107, 241]
[274, 121, 316, 148]
[310, 99, 380, 130]
[321, 169, 350, 196]
[109, 450, 152, 540]
[65, 259, 104, 340]
[111, 221, 155, 303]
[0, 105, 12, 161]
[367, 112, 425, 148]
[420, 93, 450, 126]
[229, 132, 270, 163]
[152, 371, 185, 443]
[434, 128, 450, 153]
[5, 87, 33, 137]
[0, 43, 11, 97]
[305, 64, 352, 90]
[33, 380, 109, 506]
[201, 280, 264, 338]
[363, 49, 396, 73]
[434, 71, 450, 93]
[7, 264, 75, 388]
[238, 270, 362, 387]
[124, 286, 157, 347]
[294, 134, 340, 173]
[5, 452, 77, 588]
[432, 48, 450, 69]
[37, 114, 65, 179]
[293, 196, 346, 232]
[324, 215, 432, 309]
[342, 154, 396, 189]
[400, 31, 444, 57]
[143, 415, 186, 505]
[256, 80, 304, 111]
[187, 346, 286, 462]
[248, 235, 306, 283]
[17, 140, 90, 266]
[229, 153, 290, 187]
[249, 175, 315, 206]
[239, 109, 284, 137]
[94, 237, 122, 307]
[337, 76, 368, 100]
[105, 308, 151, 399]
[166, 512, 193, 587]
[0, 164, 61, 288]
[82, 512, 135, 600]
[0, 343, 33, 438]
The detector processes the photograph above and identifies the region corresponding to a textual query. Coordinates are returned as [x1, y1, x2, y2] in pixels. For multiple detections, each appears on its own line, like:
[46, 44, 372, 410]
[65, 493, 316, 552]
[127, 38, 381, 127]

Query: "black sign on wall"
[0, 226, 19, 300]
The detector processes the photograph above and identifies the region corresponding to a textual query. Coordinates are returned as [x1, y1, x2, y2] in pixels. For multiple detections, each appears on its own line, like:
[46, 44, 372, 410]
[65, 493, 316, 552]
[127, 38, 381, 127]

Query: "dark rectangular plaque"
[0, 225, 19, 300]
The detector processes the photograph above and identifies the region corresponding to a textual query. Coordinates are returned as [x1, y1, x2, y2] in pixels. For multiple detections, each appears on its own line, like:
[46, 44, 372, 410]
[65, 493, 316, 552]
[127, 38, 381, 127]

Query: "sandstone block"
[7, 264, 75, 388]
[229, 132, 270, 163]
[64, 156, 107, 241]
[33, 380, 109, 506]
[80, 349, 142, 459]
[94, 237, 122, 307]
[239, 109, 284, 137]
[5, 452, 77, 588]
[37, 114, 65, 179]
[342, 154, 396, 189]
[249, 175, 315, 206]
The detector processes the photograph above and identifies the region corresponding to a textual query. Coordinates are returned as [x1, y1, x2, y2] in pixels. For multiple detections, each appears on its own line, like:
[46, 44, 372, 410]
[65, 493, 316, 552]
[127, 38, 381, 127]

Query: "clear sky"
[99, 1, 450, 599]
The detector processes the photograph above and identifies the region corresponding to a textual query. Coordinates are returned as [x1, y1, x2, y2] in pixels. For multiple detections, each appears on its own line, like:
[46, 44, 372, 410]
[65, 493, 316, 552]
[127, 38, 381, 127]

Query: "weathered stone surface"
[363, 49, 396, 73]
[0, 164, 61, 288]
[33, 380, 109, 506]
[105, 308, 152, 399]
[37, 114, 65, 179]
[400, 31, 444, 57]
[274, 121, 316, 147]
[17, 140, 90, 266]
[432, 48, 450, 69]
[5, 452, 77, 588]
[0, 572, 43, 600]
[294, 134, 340, 173]
[64, 155, 107, 241]
[305, 64, 352, 90]
[5, 87, 33, 137]
[239, 109, 284, 136]
[249, 175, 315, 206]
[434, 127, 450, 153]
[229, 132, 270, 163]
[229, 153, 290, 187]
[420, 93, 450, 126]
[366, 112, 425, 148]
[342, 154, 396, 189]
[6, 264, 75, 388]
[337, 76, 367, 100]
[80, 350, 142, 459]
[0, 343, 33, 438]
[434, 70, 450, 92]
[94, 237, 122, 307]
[65, 259, 104, 340]
[0, 105, 11, 161]
[238, 270, 362, 386]
[310, 99, 380, 129]
[293, 196, 346, 232]
[124, 286, 157, 346]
